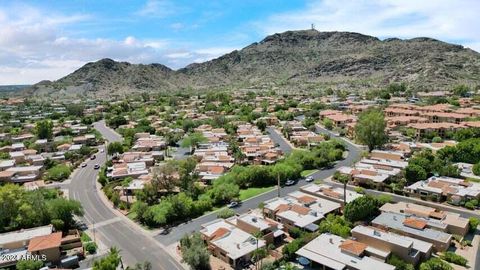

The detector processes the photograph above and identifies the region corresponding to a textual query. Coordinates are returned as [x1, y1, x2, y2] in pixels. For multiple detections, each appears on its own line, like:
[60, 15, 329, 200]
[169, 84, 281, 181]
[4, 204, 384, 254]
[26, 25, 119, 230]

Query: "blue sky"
[0, 0, 479, 84]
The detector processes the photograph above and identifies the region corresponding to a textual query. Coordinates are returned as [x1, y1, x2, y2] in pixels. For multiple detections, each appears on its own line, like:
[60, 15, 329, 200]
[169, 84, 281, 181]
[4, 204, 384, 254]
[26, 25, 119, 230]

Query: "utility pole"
[311, 23, 315, 30]
[277, 173, 280, 197]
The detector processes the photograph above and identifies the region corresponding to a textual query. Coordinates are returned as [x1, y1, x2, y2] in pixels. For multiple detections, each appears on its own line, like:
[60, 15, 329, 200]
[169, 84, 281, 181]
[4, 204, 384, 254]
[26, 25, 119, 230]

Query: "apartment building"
[372, 212, 452, 252]
[226, 210, 285, 245]
[263, 192, 340, 232]
[351, 225, 432, 266]
[200, 219, 266, 268]
[380, 202, 469, 236]
[300, 183, 363, 206]
[405, 176, 480, 205]
[295, 233, 395, 270]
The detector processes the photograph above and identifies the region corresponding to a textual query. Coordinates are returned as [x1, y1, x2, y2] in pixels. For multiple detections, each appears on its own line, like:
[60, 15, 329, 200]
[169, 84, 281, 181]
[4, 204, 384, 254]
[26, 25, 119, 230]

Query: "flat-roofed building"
[200, 219, 266, 268]
[300, 183, 363, 206]
[405, 176, 480, 205]
[263, 192, 340, 232]
[379, 202, 469, 236]
[0, 225, 53, 249]
[351, 225, 432, 266]
[296, 233, 395, 270]
[371, 212, 452, 252]
[226, 210, 285, 245]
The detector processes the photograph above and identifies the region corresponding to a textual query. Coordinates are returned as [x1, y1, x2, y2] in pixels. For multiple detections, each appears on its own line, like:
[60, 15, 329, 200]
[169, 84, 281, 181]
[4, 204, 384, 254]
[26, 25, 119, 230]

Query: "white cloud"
[0, 4, 230, 84]
[135, 0, 181, 18]
[256, 0, 480, 51]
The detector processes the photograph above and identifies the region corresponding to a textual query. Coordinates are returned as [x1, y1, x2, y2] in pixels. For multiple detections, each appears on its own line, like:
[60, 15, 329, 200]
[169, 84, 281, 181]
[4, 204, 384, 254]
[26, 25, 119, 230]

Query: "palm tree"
[252, 231, 264, 270]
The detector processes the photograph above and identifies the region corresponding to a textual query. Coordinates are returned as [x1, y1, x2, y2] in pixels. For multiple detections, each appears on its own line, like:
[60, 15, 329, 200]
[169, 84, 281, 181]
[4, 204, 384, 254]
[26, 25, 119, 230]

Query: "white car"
[305, 176, 314, 182]
[81, 163, 87, 168]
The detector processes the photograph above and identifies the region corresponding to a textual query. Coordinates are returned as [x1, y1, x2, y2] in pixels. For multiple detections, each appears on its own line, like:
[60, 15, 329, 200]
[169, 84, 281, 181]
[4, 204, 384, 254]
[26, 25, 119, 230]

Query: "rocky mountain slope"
[24, 30, 480, 98]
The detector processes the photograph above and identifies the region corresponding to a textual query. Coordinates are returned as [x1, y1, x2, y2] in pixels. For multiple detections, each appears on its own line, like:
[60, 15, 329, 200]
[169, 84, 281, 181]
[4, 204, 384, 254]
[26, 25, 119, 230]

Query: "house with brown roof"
[28, 232, 62, 262]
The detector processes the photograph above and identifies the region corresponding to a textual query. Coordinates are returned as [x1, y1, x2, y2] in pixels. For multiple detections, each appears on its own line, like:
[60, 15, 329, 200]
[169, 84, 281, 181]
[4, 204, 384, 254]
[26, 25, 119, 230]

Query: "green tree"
[45, 164, 72, 182]
[256, 120, 267, 132]
[47, 198, 84, 230]
[453, 85, 470, 97]
[419, 257, 453, 270]
[473, 162, 480, 176]
[65, 103, 85, 117]
[16, 259, 43, 270]
[35, 119, 53, 140]
[344, 196, 380, 223]
[440, 251, 468, 266]
[323, 118, 334, 130]
[93, 247, 122, 270]
[469, 217, 479, 233]
[217, 208, 235, 219]
[387, 254, 414, 270]
[355, 108, 388, 151]
[180, 233, 210, 270]
[181, 132, 207, 151]
[318, 214, 352, 238]
[107, 141, 124, 155]
[405, 164, 427, 183]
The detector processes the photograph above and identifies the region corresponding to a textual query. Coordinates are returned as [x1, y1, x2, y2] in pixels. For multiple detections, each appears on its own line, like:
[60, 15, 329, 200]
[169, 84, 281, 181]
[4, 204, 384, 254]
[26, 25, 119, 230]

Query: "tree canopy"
[35, 119, 53, 140]
[355, 108, 388, 151]
[0, 184, 83, 233]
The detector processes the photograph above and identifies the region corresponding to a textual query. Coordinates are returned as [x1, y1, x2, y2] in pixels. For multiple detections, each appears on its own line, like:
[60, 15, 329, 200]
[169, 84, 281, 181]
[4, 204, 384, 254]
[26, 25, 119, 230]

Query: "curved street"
[70, 120, 184, 270]
[154, 124, 363, 246]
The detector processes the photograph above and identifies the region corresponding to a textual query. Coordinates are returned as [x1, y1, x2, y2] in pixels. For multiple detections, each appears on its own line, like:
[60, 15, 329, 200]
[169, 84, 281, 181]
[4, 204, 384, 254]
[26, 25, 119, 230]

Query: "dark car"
[94, 164, 100, 169]
[90, 155, 96, 160]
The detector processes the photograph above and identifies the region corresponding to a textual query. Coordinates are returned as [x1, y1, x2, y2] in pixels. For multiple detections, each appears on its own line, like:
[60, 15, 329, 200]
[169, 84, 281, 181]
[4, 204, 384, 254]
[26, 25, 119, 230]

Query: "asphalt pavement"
[154, 124, 363, 246]
[70, 121, 184, 270]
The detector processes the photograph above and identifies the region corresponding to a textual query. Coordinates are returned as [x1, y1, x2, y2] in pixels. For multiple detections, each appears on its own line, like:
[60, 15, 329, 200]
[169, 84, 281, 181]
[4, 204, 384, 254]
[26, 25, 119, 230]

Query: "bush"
[16, 259, 44, 270]
[354, 186, 365, 194]
[45, 164, 72, 181]
[432, 136, 443, 143]
[344, 196, 380, 223]
[469, 217, 479, 233]
[387, 254, 414, 270]
[441, 251, 468, 266]
[288, 227, 305, 239]
[473, 162, 480, 176]
[217, 208, 235, 219]
[420, 257, 453, 270]
[85, 242, 97, 254]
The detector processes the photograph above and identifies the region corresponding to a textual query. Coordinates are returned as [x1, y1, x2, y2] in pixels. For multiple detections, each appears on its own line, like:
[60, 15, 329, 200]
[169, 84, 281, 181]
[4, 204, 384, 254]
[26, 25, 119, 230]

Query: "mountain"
[24, 30, 480, 98]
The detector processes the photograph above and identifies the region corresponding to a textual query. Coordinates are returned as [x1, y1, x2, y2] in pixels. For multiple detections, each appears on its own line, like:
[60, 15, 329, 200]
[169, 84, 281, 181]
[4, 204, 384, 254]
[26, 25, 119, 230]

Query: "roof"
[296, 234, 395, 270]
[372, 212, 452, 244]
[352, 225, 432, 253]
[28, 232, 62, 251]
[403, 218, 427, 230]
[339, 239, 367, 256]
[0, 225, 53, 245]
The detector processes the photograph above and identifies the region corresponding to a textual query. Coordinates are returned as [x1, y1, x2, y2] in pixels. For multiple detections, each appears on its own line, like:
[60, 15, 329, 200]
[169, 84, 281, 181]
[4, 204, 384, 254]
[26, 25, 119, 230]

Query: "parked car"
[94, 164, 100, 169]
[227, 201, 241, 208]
[285, 179, 296, 186]
[90, 155, 96, 160]
[81, 163, 87, 168]
[305, 176, 314, 182]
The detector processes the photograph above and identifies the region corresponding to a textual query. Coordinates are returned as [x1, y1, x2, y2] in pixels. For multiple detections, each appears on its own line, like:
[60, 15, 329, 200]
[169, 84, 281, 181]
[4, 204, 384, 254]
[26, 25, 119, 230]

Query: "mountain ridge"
[23, 30, 480, 98]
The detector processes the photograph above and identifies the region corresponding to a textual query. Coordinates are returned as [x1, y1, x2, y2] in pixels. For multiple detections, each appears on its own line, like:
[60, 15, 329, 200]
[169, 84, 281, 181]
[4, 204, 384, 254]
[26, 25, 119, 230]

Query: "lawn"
[301, 169, 319, 177]
[239, 186, 275, 201]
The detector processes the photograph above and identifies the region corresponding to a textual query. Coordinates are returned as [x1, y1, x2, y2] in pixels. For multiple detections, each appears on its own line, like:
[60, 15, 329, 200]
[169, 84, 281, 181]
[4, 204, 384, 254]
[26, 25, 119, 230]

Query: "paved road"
[71, 121, 184, 270]
[154, 125, 363, 246]
[266, 126, 293, 154]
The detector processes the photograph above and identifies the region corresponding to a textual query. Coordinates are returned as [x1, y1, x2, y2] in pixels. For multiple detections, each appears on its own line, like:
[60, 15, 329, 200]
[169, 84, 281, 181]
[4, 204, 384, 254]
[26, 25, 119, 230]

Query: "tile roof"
[28, 232, 62, 251]
[339, 239, 368, 256]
